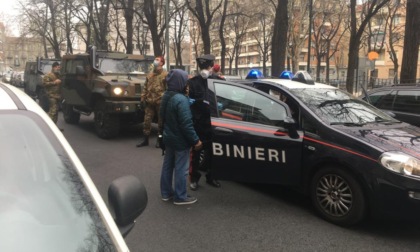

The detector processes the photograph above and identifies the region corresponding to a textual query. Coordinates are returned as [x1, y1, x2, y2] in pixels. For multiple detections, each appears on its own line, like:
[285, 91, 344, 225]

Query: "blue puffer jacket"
[160, 69, 199, 150]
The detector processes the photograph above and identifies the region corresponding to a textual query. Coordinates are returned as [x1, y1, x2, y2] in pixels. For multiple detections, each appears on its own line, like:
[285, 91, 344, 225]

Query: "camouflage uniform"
[42, 72, 61, 124]
[141, 69, 167, 136]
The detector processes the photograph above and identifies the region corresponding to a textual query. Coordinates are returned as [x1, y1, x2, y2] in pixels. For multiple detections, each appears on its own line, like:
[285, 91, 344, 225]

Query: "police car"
[205, 70, 420, 226]
[0, 83, 147, 251]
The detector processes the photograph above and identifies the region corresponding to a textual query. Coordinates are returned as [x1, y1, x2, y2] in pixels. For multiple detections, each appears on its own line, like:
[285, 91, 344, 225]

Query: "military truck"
[61, 46, 154, 139]
[24, 57, 61, 111]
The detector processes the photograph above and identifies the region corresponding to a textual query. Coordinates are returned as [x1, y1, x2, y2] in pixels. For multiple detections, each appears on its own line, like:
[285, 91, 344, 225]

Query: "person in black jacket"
[160, 69, 202, 205]
[188, 54, 222, 191]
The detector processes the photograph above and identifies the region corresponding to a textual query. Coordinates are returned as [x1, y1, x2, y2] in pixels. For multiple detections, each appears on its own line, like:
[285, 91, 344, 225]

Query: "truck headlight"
[113, 87, 123, 95]
[379, 152, 420, 178]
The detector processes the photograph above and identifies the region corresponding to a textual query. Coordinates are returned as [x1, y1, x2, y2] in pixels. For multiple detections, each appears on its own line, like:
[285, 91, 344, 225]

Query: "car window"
[374, 91, 396, 110]
[0, 112, 118, 251]
[366, 90, 391, 105]
[64, 59, 85, 74]
[393, 90, 420, 114]
[214, 83, 287, 126]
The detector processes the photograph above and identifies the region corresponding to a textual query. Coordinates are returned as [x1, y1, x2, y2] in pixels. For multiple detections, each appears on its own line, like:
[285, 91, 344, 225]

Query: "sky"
[0, 0, 21, 36]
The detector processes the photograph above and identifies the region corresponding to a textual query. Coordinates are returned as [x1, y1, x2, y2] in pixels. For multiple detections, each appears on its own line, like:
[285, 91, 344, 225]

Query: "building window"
[388, 69, 395, 78]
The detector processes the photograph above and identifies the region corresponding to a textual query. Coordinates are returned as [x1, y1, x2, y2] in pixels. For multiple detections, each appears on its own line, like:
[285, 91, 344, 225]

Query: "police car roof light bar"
[245, 69, 264, 79]
[279, 70, 294, 79]
[291, 71, 315, 85]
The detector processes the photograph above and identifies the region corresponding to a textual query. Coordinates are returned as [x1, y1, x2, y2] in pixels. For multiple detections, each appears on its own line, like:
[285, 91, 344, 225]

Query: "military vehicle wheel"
[62, 101, 80, 124]
[94, 101, 120, 139]
[310, 166, 366, 226]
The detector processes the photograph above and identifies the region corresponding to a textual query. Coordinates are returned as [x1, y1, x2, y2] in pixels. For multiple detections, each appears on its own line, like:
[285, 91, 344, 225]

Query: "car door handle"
[214, 127, 233, 134]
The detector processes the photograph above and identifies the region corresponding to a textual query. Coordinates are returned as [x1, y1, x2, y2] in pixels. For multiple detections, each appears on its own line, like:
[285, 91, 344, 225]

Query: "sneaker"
[161, 195, 173, 202]
[173, 196, 198, 205]
[190, 182, 198, 191]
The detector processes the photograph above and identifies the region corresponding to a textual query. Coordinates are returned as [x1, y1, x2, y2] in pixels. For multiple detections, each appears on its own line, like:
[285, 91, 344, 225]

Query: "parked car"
[11, 71, 24, 87]
[359, 85, 420, 127]
[2, 72, 12, 83]
[198, 71, 420, 226]
[0, 83, 148, 251]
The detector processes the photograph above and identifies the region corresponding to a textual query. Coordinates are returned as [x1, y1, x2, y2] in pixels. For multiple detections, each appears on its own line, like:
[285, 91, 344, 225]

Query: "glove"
[188, 98, 196, 105]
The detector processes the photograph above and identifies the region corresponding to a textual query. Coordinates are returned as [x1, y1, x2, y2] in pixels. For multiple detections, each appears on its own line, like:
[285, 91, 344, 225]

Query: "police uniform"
[42, 70, 61, 124]
[138, 68, 167, 147]
[188, 54, 221, 189]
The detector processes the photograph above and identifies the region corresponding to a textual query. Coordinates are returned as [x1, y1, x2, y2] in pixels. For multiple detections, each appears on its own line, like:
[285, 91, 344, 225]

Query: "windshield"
[0, 112, 118, 251]
[289, 88, 399, 125]
[98, 58, 152, 74]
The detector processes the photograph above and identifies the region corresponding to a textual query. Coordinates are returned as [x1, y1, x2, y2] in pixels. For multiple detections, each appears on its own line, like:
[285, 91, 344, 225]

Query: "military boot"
[136, 136, 149, 147]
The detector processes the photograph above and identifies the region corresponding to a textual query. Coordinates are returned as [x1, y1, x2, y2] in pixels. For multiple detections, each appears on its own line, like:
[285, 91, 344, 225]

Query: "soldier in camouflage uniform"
[137, 56, 168, 147]
[42, 62, 62, 125]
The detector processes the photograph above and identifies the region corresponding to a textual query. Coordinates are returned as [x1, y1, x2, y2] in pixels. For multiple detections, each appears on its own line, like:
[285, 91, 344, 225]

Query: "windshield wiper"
[371, 117, 402, 124]
[330, 122, 366, 127]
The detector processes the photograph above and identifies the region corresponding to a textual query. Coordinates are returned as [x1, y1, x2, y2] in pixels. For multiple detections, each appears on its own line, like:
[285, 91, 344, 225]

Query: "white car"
[0, 83, 147, 251]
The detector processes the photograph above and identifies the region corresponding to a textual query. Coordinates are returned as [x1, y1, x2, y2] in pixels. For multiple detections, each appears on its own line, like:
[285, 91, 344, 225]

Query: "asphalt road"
[58, 113, 420, 252]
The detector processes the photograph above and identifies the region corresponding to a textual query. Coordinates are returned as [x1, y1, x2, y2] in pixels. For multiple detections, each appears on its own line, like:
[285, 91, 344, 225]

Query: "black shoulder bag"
[159, 92, 177, 155]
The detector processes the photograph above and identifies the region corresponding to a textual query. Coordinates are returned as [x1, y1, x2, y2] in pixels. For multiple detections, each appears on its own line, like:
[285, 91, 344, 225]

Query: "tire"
[310, 166, 366, 226]
[94, 101, 120, 139]
[62, 101, 80, 124]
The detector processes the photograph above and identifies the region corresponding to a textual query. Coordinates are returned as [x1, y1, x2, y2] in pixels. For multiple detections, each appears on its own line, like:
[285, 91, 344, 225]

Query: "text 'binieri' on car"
[0, 83, 148, 251]
[206, 70, 420, 226]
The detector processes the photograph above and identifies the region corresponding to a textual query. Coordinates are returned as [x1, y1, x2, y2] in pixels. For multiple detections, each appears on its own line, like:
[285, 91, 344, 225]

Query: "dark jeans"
[189, 141, 214, 183]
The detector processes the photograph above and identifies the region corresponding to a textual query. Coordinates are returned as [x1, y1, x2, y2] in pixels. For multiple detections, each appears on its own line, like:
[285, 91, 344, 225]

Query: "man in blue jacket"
[160, 69, 202, 205]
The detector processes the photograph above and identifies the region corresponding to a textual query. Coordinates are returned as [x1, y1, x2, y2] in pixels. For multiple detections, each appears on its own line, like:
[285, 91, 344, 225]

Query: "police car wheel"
[310, 167, 366, 226]
[62, 101, 80, 124]
[94, 101, 120, 139]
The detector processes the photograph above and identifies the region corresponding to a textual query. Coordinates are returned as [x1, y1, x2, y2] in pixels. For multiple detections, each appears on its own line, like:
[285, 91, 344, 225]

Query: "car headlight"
[113, 87, 123, 95]
[379, 152, 420, 178]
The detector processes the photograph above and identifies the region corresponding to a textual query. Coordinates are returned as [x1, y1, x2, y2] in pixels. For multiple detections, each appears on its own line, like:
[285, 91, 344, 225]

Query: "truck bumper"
[105, 100, 141, 114]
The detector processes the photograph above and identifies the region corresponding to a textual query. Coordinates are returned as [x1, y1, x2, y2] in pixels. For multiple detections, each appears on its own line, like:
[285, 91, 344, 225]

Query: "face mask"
[200, 69, 210, 79]
[153, 60, 160, 67]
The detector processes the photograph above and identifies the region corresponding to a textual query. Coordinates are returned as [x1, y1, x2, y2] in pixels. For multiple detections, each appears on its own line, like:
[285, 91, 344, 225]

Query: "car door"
[392, 89, 420, 126]
[62, 59, 91, 107]
[207, 80, 303, 185]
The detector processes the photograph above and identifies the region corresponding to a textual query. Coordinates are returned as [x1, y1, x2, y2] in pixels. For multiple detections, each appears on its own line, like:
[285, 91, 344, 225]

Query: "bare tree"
[270, 0, 288, 77]
[170, 0, 188, 67]
[224, 2, 250, 76]
[346, 0, 391, 93]
[115, 0, 135, 53]
[312, 1, 347, 83]
[287, 0, 310, 74]
[19, 0, 65, 58]
[400, 0, 420, 84]
[217, 0, 229, 72]
[186, 0, 223, 54]
[251, 12, 274, 76]
[91, 0, 111, 50]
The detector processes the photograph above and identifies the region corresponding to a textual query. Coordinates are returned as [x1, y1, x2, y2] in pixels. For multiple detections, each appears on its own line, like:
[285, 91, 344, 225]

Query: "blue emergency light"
[279, 70, 294, 79]
[245, 69, 264, 79]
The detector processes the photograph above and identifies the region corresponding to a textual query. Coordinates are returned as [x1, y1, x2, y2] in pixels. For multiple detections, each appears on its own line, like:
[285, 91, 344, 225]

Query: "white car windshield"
[0, 112, 117, 251]
[290, 88, 400, 126]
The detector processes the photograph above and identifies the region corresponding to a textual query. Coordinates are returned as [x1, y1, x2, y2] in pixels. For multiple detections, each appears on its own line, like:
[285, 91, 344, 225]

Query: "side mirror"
[283, 116, 299, 139]
[76, 65, 86, 76]
[108, 175, 148, 237]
